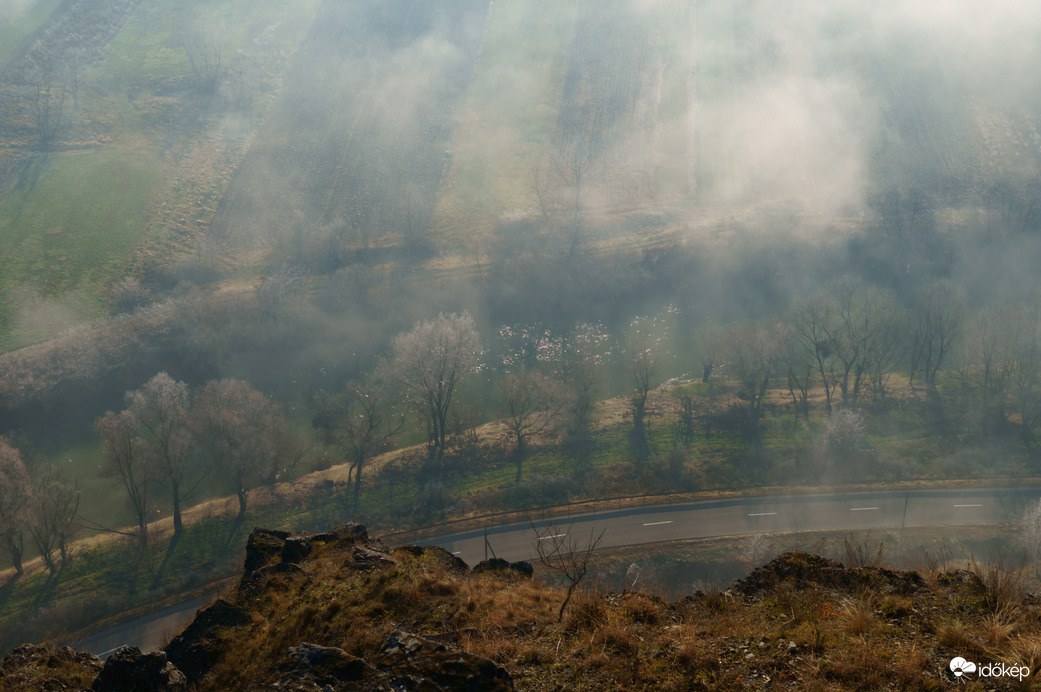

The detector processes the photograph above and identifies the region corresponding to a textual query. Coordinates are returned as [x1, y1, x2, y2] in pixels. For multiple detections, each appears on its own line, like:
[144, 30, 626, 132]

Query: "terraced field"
[0, 0, 317, 349]
[210, 0, 491, 264]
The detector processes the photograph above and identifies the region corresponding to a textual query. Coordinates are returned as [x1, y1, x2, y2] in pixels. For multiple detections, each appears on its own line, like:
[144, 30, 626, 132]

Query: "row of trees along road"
[95, 374, 294, 563]
[9, 277, 1037, 586]
[0, 439, 79, 586]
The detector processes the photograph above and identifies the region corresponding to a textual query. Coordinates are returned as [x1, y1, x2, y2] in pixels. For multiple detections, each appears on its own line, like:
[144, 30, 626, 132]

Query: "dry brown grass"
[591, 622, 639, 656]
[969, 557, 1026, 613]
[894, 642, 932, 688]
[878, 594, 913, 619]
[563, 591, 608, 633]
[622, 593, 661, 625]
[108, 528, 1041, 692]
[938, 618, 978, 654]
[981, 609, 1018, 648]
[840, 595, 875, 635]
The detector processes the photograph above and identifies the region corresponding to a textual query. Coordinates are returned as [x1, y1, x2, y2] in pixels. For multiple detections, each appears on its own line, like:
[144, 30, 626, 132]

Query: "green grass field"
[0, 0, 319, 350]
[429, 0, 579, 243]
[0, 148, 160, 347]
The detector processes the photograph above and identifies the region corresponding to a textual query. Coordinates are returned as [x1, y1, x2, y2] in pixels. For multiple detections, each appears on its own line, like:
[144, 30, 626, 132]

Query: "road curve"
[414, 487, 1038, 566]
[68, 487, 1038, 655]
[69, 594, 218, 658]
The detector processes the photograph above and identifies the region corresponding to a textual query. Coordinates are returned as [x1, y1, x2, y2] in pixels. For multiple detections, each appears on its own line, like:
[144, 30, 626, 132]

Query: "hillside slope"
[3, 524, 1038, 690]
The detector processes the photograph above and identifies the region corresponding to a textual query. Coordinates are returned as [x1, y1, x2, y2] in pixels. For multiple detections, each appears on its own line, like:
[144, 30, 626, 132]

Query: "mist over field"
[2, 0, 1041, 657]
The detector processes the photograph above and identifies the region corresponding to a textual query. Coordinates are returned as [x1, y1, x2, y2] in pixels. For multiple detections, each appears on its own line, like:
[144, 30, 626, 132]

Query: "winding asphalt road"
[416, 488, 1039, 566]
[68, 487, 1039, 656]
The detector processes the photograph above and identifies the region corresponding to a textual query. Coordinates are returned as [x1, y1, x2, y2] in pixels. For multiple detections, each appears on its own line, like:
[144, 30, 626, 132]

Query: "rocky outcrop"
[242, 528, 292, 573]
[272, 632, 512, 691]
[471, 558, 534, 579]
[0, 644, 102, 690]
[731, 551, 926, 598]
[375, 630, 513, 691]
[393, 545, 470, 573]
[91, 646, 186, 691]
[164, 599, 251, 683]
[243, 524, 379, 576]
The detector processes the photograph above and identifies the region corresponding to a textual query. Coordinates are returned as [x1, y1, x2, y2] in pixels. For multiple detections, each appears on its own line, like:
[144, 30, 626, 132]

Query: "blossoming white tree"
[390, 312, 481, 464]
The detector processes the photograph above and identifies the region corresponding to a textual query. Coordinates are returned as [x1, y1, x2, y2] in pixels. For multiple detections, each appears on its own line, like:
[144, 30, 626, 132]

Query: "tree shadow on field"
[12, 152, 51, 196]
[151, 534, 182, 590]
[0, 572, 19, 606]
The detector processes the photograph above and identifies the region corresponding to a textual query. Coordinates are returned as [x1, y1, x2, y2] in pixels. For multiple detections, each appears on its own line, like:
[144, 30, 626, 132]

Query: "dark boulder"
[393, 545, 469, 573]
[281, 535, 315, 564]
[164, 599, 251, 682]
[91, 646, 186, 691]
[0, 644, 102, 690]
[471, 558, 533, 579]
[343, 545, 397, 571]
[287, 642, 372, 682]
[243, 528, 291, 573]
[376, 630, 512, 691]
[731, 552, 926, 598]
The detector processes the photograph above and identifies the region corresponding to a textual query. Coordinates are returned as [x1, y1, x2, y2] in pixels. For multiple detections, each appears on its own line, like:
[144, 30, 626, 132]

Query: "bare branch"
[531, 521, 604, 622]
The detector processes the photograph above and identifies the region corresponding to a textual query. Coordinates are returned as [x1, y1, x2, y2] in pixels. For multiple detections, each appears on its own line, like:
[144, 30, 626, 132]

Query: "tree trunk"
[5, 534, 23, 577]
[353, 463, 364, 514]
[138, 518, 148, 555]
[172, 481, 184, 539]
[514, 437, 527, 483]
[557, 581, 579, 623]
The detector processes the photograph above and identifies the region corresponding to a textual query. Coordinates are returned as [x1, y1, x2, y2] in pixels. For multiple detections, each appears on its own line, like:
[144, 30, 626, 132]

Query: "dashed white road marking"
[954, 504, 983, 508]
[452, 551, 462, 555]
[538, 533, 568, 541]
[643, 520, 674, 526]
[850, 507, 879, 511]
[747, 512, 777, 517]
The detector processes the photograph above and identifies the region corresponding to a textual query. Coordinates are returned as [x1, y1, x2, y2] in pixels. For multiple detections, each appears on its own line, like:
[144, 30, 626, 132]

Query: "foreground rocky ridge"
[2, 524, 1039, 690]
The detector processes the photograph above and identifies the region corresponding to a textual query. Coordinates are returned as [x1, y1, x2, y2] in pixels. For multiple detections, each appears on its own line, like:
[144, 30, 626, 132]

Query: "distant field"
[0, 0, 318, 350]
[428, 0, 578, 242]
[0, 148, 160, 348]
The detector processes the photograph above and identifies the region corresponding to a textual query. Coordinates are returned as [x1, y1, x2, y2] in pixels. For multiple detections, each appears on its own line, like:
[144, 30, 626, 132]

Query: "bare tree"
[126, 373, 196, 540]
[313, 371, 403, 513]
[390, 312, 482, 464]
[790, 293, 838, 413]
[868, 186, 934, 239]
[558, 323, 609, 471]
[829, 281, 904, 406]
[624, 317, 666, 463]
[821, 278, 871, 407]
[778, 326, 811, 420]
[183, 25, 226, 94]
[963, 307, 1022, 433]
[0, 439, 31, 577]
[860, 288, 906, 402]
[96, 409, 152, 553]
[531, 522, 604, 622]
[28, 61, 71, 148]
[29, 464, 79, 583]
[909, 279, 964, 394]
[532, 165, 551, 223]
[694, 327, 723, 384]
[498, 370, 565, 481]
[193, 379, 288, 521]
[677, 395, 696, 444]
[724, 322, 786, 422]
